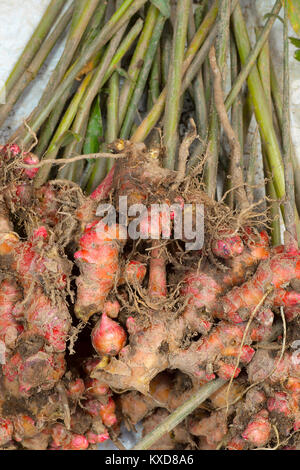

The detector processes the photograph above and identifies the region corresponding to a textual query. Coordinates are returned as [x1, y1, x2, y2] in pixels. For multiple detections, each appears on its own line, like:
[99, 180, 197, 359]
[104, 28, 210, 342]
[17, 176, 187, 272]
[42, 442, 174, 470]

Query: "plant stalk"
[120, 12, 166, 139]
[118, 3, 159, 128]
[132, 378, 226, 451]
[163, 0, 191, 169]
[14, 0, 148, 148]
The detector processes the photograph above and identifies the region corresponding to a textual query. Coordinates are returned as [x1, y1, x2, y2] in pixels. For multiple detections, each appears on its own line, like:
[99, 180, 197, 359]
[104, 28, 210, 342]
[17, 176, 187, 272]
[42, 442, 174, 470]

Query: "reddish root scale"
[1, 228, 72, 353]
[125, 316, 144, 335]
[25, 288, 71, 352]
[84, 397, 117, 427]
[247, 350, 300, 385]
[21, 430, 50, 450]
[2, 350, 66, 397]
[138, 206, 172, 240]
[76, 166, 116, 231]
[0, 144, 39, 180]
[0, 279, 23, 348]
[12, 227, 67, 291]
[23, 153, 39, 179]
[0, 417, 13, 446]
[267, 388, 300, 431]
[215, 247, 300, 323]
[180, 272, 219, 335]
[91, 313, 127, 356]
[74, 221, 126, 322]
[148, 241, 167, 299]
[12, 414, 38, 442]
[180, 231, 270, 331]
[103, 300, 120, 319]
[216, 361, 241, 380]
[83, 357, 104, 375]
[171, 321, 254, 380]
[34, 184, 60, 226]
[189, 410, 227, 446]
[211, 232, 244, 259]
[51, 423, 70, 448]
[62, 434, 89, 450]
[84, 378, 110, 398]
[86, 430, 110, 444]
[267, 392, 292, 417]
[99, 397, 118, 427]
[118, 260, 147, 286]
[256, 308, 274, 326]
[284, 305, 300, 322]
[226, 436, 246, 450]
[241, 410, 271, 447]
[67, 379, 85, 399]
[90, 165, 115, 201]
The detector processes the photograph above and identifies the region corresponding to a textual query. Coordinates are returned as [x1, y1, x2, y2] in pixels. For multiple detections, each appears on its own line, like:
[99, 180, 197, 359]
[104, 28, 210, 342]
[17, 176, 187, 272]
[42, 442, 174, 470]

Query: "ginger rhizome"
[1, 142, 300, 450]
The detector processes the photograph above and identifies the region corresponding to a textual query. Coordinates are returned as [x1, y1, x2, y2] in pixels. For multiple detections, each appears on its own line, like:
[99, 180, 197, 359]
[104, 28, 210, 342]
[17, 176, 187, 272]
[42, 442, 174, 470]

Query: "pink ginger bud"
[23, 153, 39, 179]
[91, 313, 126, 356]
[100, 397, 117, 427]
[242, 410, 271, 447]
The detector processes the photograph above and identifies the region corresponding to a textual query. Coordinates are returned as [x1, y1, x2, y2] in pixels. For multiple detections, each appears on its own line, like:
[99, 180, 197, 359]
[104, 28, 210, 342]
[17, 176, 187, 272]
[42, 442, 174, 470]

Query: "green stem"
[192, 3, 208, 144]
[16, 0, 148, 148]
[264, 154, 282, 246]
[148, 46, 161, 110]
[34, 85, 73, 158]
[282, 1, 297, 242]
[231, 2, 284, 200]
[204, 0, 230, 199]
[163, 0, 191, 169]
[76, 0, 107, 56]
[38, 17, 143, 185]
[120, 12, 165, 139]
[34, 72, 94, 187]
[256, 28, 281, 246]
[106, 72, 120, 144]
[62, 16, 142, 177]
[80, 95, 103, 190]
[132, 0, 220, 143]
[118, 4, 159, 128]
[102, 19, 144, 85]
[2, 0, 66, 98]
[85, 142, 108, 195]
[186, 3, 208, 169]
[270, 57, 300, 214]
[225, 0, 282, 110]
[132, 379, 226, 451]
[106, 72, 119, 170]
[246, 126, 259, 206]
[0, 3, 74, 128]
[161, 30, 172, 86]
[224, 33, 242, 208]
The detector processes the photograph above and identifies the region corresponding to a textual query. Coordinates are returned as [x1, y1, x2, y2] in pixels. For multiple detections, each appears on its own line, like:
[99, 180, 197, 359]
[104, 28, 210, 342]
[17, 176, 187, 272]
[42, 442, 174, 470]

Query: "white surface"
[0, 0, 66, 142]
[241, 0, 300, 167]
